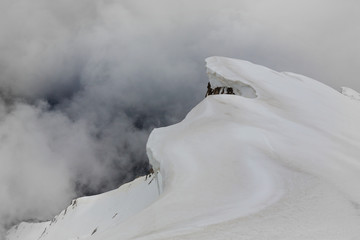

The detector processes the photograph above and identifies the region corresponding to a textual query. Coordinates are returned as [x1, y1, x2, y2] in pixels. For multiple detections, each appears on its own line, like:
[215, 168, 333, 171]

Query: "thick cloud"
[0, 0, 359, 238]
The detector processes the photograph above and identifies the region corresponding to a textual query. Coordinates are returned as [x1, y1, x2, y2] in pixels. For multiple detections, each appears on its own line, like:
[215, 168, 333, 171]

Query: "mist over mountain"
[0, 0, 359, 238]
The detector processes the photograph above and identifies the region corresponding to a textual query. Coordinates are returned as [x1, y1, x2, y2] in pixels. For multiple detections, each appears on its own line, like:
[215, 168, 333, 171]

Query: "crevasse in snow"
[7, 56, 360, 240]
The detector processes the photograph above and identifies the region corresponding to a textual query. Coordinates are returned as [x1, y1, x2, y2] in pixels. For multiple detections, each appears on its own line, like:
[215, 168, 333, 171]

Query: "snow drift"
[7, 57, 360, 240]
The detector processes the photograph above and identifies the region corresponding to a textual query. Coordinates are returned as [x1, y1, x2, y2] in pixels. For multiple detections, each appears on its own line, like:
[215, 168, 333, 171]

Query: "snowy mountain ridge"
[7, 57, 360, 240]
[6, 175, 162, 240]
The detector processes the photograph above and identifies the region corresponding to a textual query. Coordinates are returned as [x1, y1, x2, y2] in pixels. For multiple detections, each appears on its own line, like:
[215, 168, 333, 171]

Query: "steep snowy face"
[7, 57, 360, 240]
[203, 57, 360, 204]
[146, 57, 360, 239]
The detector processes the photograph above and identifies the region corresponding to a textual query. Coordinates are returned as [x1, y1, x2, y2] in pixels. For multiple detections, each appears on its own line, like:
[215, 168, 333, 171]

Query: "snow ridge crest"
[205, 57, 257, 98]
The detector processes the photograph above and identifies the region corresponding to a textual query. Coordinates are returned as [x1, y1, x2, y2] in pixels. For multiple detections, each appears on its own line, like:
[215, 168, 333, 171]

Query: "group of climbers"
[205, 82, 235, 97]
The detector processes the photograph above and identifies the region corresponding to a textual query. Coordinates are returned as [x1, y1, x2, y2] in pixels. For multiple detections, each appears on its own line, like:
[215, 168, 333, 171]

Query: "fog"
[0, 0, 359, 237]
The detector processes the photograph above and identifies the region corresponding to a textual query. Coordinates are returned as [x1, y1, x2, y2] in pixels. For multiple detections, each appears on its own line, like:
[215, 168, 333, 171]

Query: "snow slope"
[342, 87, 360, 101]
[6, 175, 161, 240]
[7, 56, 360, 240]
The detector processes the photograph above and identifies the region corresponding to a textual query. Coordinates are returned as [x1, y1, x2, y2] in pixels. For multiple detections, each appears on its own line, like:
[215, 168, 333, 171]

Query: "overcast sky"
[0, 0, 359, 237]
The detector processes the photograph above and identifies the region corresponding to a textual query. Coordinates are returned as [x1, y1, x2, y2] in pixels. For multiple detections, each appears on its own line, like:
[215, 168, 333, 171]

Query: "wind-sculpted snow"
[206, 59, 257, 98]
[7, 57, 360, 239]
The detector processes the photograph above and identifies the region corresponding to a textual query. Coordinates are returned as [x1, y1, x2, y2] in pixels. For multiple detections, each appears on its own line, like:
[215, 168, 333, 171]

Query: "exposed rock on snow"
[7, 56, 360, 240]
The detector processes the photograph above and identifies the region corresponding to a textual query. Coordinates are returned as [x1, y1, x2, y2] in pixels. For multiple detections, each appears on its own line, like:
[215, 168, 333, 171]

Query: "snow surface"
[7, 56, 360, 240]
[342, 87, 360, 101]
[6, 175, 161, 240]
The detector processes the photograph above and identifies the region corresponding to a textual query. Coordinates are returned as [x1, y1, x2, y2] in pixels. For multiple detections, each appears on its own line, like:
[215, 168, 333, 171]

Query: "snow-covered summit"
[7, 57, 360, 240]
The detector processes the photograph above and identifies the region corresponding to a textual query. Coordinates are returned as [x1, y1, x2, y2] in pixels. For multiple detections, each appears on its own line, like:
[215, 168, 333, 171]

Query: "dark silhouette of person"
[206, 82, 213, 97]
